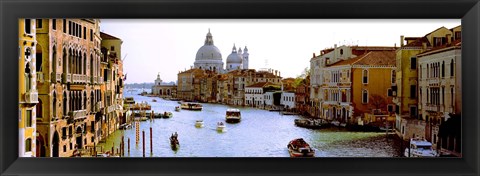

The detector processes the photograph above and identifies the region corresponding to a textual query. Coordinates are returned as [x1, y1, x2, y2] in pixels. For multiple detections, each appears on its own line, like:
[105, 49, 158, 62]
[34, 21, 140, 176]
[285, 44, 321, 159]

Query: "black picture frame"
[1, 0, 479, 176]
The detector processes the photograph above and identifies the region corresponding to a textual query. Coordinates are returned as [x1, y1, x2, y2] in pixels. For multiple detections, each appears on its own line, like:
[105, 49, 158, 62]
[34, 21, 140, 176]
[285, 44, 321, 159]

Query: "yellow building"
[323, 50, 396, 124]
[34, 19, 103, 157]
[394, 26, 454, 140]
[177, 68, 205, 101]
[19, 19, 38, 157]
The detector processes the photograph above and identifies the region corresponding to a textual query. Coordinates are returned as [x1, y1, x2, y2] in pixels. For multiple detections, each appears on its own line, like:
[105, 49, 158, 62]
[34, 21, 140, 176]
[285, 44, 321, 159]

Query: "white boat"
[195, 120, 204, 128]
[175, 106, 180, 112]
[404, 137, 438, 157]
[180, 102, 203, 111]
[216, 122, 226, 132]
[331, 120, 340, 127]
[287, 138, 315, 157]
[225, 109, 241, 123]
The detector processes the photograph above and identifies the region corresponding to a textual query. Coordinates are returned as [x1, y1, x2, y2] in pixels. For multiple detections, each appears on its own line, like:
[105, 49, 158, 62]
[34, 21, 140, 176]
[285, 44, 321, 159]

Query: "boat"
[124, 97, 135, 105]
[195, 120, 204, 128]
[175, 106, 180, 112]
[404, 137, 438, 157]
[162, 112, 173, 118]
[216, 122, 226, 132]
[331, 120, 340, 127]
[119, 123, 132, 130]
[294, 119, 323, 129]
[287, 138, 315, 157]
[180, 102, 203, 111]
[153, 112, 163, 118]
[170, 133, 180, 150]
[225, 109, 241, 123]
[152, 99, 157, 102]
[281, 111, 298, 115]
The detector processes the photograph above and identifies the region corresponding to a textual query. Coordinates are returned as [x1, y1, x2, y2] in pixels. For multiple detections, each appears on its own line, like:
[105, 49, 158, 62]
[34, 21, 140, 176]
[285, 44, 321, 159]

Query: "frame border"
[1, 0, 479, 176]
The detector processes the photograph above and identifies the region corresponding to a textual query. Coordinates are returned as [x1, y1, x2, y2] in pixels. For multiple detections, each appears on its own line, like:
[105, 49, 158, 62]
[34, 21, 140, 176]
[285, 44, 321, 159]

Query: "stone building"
[151, 73, 177, 98]
[417, 25, 461, 150]
[34, 19, 104, 157]
[177, 68, 204, 101]
[19, 19, 39, 157]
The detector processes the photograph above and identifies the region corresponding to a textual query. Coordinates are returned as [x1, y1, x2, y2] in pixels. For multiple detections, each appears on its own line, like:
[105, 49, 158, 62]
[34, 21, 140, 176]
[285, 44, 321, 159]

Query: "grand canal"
[98, 89, 402, 157]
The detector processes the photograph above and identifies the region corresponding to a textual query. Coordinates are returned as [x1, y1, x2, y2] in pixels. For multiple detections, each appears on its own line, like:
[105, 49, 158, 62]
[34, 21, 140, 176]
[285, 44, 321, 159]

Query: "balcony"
[107, 105, 116, 113]
[95, 101, 103, 112]
[51, 72, 62, 83]
[425, 104, 439, 112]
[62, 73, 71, 83]
[72, 74, 88, 84]
[24, 90, 39, 104]
[68, 110, 87, 120]
[427, 78, 439, 85]
[36, 72, 44, 83]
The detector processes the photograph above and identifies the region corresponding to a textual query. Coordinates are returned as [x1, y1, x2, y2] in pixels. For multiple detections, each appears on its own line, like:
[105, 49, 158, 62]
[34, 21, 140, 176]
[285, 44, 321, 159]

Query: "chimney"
[400, 35, 405, 47]
[313, 53, 316, 58]
[446, 34, 452, 44]
[394, 43, 396, 48]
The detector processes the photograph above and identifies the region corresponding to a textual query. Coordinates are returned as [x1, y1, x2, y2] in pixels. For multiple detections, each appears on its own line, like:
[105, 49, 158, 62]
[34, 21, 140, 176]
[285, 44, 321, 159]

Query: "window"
[450, 59, 454, 77]
[36, 19, 42, 28]
[83, 27, 86, 39]
[90, 29, 93, 41]
[387, 104, 394, 112]
[63, 19, 66, 33]
[387, 89, 393, 96]
[410, 84, 416, 98]
[410, 106, 417, 118]
[25, 19, 31, 34]
[52, 19, 56, 30]
[362, 90, 368, 104]
[68, 21, 72, 35]
[79, 25, 82, 38]
[25, 138, 32, 152]
[62, 127, 66, 139]
[455, 31, 461, 40]
[442, 61, 445, 77]
[111, 46, 115, 51]
[36, 99, 43, 118]
[362, 70, 368, 84]
[340, 49, 343, 55]
[410, 57, 417, 69]
[63, 145, 66, 152]
[25, 110, 32, 127]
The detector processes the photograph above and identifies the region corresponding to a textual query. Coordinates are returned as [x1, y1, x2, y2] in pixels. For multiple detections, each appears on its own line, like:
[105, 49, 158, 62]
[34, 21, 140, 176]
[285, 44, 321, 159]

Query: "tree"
[369, 94, 387, 113]
[293, 67, 310, 88]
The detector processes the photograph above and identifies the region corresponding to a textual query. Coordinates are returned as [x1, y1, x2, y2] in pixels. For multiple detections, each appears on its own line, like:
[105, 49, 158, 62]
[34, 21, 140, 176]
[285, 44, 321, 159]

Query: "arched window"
[36, 44, 43, 72]
[53, 92, 57, 117]
[91, 91, 95, 112]
[340, 49, 344, 55]
[25, 62, 32, 91]
[441, 61, 445, 78]
[36, 99, 43, 118]
[63, 92, 67, 116]
[52, 45, 57, 74]
[362, 89, 368, 104]
[83, 91, 87, 110]
[25, 138, 32, 152]
[362, 69, 368, 84]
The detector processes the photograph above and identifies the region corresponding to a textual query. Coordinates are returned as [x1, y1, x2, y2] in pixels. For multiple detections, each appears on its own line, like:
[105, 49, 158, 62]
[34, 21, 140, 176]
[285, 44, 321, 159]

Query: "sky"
[99, 19, 460, 84]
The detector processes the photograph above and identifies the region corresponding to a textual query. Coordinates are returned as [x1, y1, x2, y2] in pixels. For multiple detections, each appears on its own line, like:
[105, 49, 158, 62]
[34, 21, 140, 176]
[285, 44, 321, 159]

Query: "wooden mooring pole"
[150, 127, 153, 155]
[142, 130, 145, 157]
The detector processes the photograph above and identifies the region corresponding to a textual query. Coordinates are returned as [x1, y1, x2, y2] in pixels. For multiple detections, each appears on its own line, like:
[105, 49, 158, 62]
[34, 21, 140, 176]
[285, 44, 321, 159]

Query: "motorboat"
[216, 122, 226, 132]
[294, 119, 323, 129]
[175, 106, 180, 112]
[162, 112, 173, 118]
[331, 120, 340, 127]
[152, 99, 157, 102]
[195, 120, 204, 128]
[119, 123, 132, 130]
[404, 137, 438, 157]
[225, 109, 241, 123]
[180, 102, 203, 111]
[170, 133, 180, 150]
[153, 112, 163, 118]
[287, 138, 315, 157]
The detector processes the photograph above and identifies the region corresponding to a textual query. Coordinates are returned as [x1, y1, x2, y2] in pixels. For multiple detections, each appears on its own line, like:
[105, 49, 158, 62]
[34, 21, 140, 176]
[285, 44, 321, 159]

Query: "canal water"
[98, 89, 402, 157]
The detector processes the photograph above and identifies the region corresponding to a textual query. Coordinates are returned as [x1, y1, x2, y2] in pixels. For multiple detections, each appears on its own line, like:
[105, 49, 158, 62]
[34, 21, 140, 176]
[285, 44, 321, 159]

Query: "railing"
[72, 74, 88, 84]
[427, 78, 439, 85]
[24, 90, 39, 104]
[36, 72, 44, 83]
[51, 72, 62, 83]
[68, 109, 87, 120]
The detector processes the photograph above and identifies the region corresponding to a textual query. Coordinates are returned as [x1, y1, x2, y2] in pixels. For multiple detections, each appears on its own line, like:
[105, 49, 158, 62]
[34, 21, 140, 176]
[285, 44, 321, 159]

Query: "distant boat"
[162, 112, 173, 118]
[180, 102, 203, 111]
[195, 120, 204, 128]
[294, 119, 323, 129]
[216, 122, 226, 132]
[152, 99, 157, 102]
[175, 106, 180, 112]
[225, 109, 241, 123]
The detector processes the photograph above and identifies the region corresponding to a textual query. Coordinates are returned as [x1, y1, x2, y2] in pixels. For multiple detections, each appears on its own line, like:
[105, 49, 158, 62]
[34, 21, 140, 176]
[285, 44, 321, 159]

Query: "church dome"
[195, 29, 223, 61]
[226, 45, 243, 64]
[195, 45, 222, 61]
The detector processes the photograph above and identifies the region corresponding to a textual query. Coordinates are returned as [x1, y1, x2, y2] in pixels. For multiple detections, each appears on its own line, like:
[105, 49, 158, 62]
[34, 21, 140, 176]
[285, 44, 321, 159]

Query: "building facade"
[19, 19, 39, 157]
[151, 73, 177, 98]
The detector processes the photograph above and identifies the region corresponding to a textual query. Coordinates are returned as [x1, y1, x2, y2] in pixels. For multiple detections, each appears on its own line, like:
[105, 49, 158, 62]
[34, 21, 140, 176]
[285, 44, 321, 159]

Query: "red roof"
[328, 50, 396, 67]
[100, 32, 121, 40]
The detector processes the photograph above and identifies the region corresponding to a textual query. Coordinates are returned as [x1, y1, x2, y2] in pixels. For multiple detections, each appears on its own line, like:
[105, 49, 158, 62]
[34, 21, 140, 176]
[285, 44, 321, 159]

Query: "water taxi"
[287, 138, 315, 157]
[216, 122, 226, 132]
[180, 102, 203, 111]
[225, 109, 241, 123]
[294, 119, 323, 129]
[404, 137, 438, 157]
[195, 120, 204, 128]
